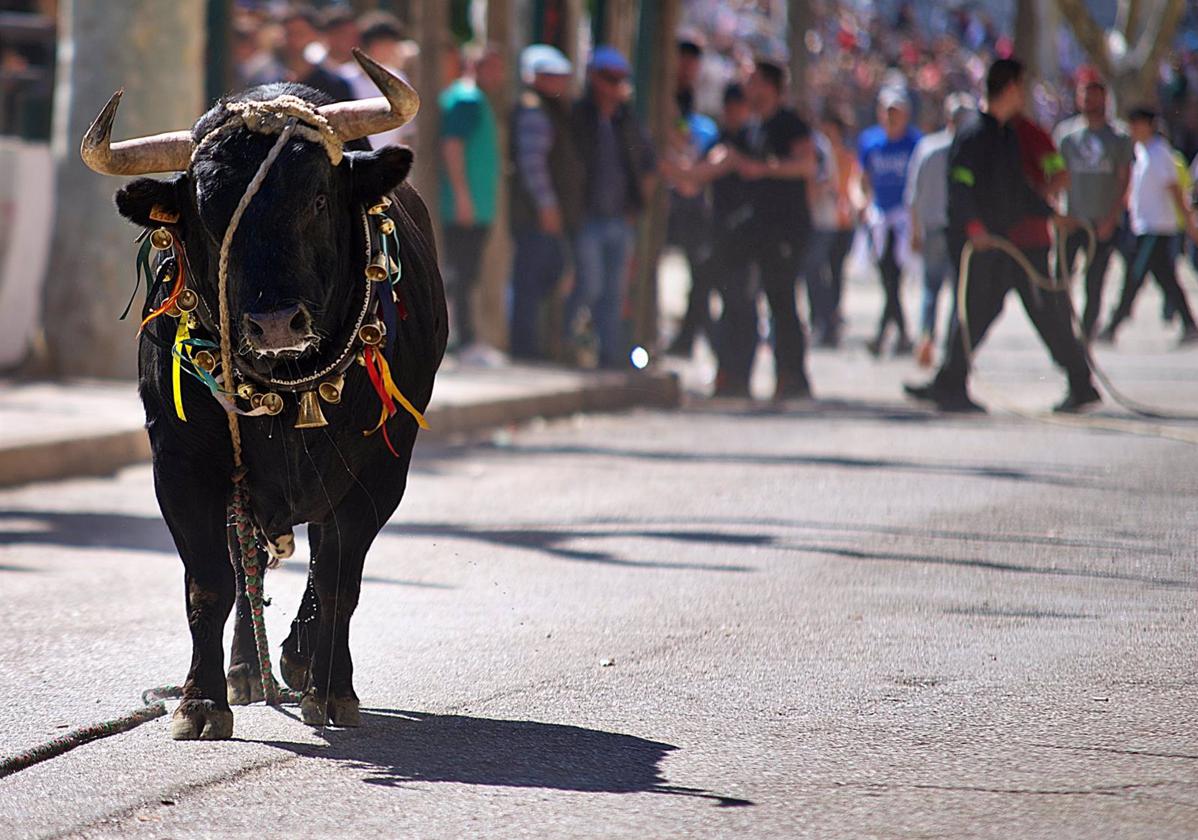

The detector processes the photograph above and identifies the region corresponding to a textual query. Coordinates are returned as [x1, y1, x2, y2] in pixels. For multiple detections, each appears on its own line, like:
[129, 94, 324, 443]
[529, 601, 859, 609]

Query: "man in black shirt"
[730, 60, 817, 399]
[278, 6, 354, 102]
[904, 58, 1098, 413]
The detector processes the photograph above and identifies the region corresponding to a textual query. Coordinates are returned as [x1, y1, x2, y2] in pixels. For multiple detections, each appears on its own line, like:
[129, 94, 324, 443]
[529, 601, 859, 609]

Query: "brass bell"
[250, 393, 265, 409]
[358, 323, 383, 346]
[378, 217, 395, 236]
[149, 228, 174, 250]
[260, 393, 284, 416]
[318, 375, 343, 404]
[192, 350, 216, 373]
[294, 390, 328, 429]
[355, 351, 367, 367]
[237, 383, 255, 401]
[367, 196, 392, 215]
[365, 251, 389, 282]
[177, 288, 199, 313]
[166, 303, 182, 319]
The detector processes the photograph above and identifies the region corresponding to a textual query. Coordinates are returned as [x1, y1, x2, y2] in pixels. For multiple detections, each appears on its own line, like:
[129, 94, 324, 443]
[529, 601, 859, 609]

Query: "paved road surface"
[2, 275, 1197, 838]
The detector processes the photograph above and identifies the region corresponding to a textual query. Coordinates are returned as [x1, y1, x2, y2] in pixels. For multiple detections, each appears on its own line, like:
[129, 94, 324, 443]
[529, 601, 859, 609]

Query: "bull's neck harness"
[135, 96, 426, 457]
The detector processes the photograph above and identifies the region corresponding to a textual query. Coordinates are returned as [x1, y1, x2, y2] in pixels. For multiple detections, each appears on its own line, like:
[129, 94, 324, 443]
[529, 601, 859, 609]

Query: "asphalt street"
[2, 273, 1197, 838]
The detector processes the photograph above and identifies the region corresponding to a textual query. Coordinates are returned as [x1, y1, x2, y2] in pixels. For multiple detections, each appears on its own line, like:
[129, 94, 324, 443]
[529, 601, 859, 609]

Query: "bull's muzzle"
[242, 304, 316, 359]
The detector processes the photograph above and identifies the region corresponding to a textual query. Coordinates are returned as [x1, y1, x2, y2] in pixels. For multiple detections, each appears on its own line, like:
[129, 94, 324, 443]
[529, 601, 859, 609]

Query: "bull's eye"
[313, 194, 327, 214]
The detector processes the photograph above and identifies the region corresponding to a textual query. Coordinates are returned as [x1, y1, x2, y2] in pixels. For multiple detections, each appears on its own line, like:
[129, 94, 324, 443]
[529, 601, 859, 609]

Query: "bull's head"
[82, 50, 417, 373]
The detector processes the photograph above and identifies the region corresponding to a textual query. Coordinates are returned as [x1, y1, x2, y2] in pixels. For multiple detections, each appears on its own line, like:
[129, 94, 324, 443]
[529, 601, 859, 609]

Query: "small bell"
[149, 228, 174, 250]
[260, 393, 284, 416]
[192, 350, 216, 373]
[237, 383, 255, 401]
[250, 393, 265, 410]
[367, 196, 392, 215]
[378, 217, 395, 236]
[177, 288, 199, 313]
[294, 390, 328, 429]
[358, 323, 383, 346]
[318, 375, 343, 405]
[365, 251, 389, 282]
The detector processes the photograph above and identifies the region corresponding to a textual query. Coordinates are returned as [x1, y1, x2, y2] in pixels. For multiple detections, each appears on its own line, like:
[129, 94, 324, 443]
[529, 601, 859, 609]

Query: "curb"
[0, 370, 679, 488]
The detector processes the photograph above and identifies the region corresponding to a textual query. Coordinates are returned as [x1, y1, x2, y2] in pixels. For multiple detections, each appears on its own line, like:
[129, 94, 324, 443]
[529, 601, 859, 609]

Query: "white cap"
[878, 86, 910, 111]
[521, 44, 573, 83]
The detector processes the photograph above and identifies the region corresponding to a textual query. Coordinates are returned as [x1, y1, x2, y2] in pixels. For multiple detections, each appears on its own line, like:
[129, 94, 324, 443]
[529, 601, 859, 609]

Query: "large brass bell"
[318, 375, 343, 405]
[177, 288, 199, 313]
[294, 390, 328, 429]
[260, 393, 284, 416]
[149, 228, 174, 250]
[237, 383, 255, 401]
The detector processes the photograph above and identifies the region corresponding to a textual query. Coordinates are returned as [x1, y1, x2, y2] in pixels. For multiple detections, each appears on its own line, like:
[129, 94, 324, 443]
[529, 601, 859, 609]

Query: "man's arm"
[905, 143, 927, 250]
[948, 129, 992, 248]
[514, 106, 562, 234]
[1168, 181, 1198, 243]
[441, 137, 474, 225]
[738, 135, 817, 180]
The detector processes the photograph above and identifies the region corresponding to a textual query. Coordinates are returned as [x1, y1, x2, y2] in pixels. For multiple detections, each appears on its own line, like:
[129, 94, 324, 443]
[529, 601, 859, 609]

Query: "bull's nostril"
[247, 320, 265, 338]
[290, 311, 309, 333]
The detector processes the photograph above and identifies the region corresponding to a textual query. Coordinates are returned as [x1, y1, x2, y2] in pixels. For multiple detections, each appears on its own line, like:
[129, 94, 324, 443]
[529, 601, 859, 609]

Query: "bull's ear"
[114, 175, 188, 228]
[347, 146, 414, 205]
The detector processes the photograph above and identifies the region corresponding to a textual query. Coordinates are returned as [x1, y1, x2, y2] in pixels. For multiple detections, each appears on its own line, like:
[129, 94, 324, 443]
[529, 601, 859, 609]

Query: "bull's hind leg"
[299, 502, 383, 728]
[155, 465, 237, 740]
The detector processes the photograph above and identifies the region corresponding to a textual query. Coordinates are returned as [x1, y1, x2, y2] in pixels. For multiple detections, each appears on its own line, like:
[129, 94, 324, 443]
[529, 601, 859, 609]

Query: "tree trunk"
[412, 0, 447, 235]
[40, 0, 205, 379]
[1056, 0, 1185, 115]
[788, 0, 813, 115]
[476, 0, 514, 350]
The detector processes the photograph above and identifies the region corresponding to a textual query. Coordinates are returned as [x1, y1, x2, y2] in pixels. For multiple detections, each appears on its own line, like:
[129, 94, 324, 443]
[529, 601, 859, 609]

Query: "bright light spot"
[630, 346, 649, 369]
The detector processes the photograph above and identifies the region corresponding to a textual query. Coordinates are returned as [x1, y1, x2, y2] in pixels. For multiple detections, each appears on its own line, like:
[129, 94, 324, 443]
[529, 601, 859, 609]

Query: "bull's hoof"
[170, 699, 234, 741]
[280, 650, 310, 693]
[300, 693, 361, 727]
[226, 663, 265, 706]
[328, 695, 361, 727]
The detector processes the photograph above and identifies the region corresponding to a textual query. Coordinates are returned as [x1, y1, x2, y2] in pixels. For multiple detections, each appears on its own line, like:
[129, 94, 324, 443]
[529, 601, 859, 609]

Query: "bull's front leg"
[299, 498, 382, 728]
[154, 460, 237, 740]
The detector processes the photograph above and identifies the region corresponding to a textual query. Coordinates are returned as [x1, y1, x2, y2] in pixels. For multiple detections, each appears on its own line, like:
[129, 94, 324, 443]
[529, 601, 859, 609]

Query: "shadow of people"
[264, 709, 752, 807]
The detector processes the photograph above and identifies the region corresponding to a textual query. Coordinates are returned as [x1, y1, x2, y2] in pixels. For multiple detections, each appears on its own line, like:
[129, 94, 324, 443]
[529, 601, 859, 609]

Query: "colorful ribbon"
[362, 344, 428, 456]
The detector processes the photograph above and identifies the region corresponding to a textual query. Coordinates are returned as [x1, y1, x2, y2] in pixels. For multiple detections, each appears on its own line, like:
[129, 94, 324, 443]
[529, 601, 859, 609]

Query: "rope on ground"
[0, 687, 181, 779]
[956, 224, 1198, 445]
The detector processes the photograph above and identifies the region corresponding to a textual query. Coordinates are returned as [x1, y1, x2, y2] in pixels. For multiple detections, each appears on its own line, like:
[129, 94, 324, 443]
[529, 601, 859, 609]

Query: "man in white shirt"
[1098, 107, 1198, 345]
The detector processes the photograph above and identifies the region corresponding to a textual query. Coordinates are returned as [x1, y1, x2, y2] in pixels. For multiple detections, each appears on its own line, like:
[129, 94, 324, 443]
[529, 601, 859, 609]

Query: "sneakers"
[1179, 326, 1198, 347]
[1095, 325, 1117, 345]
[1053, 385, 1101, 414]
[893, 335, 915, 356]
[903, 382, 985, 413]
[774, 370, 813, 401]
[865, 336, 883, 358]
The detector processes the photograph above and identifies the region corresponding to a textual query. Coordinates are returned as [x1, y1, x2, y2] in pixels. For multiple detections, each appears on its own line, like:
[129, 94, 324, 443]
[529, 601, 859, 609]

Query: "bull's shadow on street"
[264, 709, 753, 807]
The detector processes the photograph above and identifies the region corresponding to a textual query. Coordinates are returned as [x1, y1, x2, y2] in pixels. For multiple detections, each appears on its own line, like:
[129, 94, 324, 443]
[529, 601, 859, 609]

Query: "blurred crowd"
[110, 3, 1198, 396]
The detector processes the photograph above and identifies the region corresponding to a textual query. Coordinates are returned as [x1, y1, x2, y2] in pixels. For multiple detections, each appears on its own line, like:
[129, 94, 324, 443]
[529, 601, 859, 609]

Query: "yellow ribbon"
[367, 349, 429, 432]
[172, 317, 190, 421]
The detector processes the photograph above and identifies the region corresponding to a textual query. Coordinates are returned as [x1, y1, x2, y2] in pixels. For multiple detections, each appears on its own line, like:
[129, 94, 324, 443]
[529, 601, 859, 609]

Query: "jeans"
[876, 227, 909, 341]
[567, 216, 634, 367]
[510, 230, 566, 360]
[1107, 233, 1197, 332]
[1060, 228, 1118, 340]
[442, 224, 491, 347]
[919, 227, 953, 339]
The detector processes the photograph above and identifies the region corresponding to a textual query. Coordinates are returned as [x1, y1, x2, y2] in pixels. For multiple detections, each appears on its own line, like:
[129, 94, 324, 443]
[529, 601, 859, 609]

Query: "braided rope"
[192, 95, 343, 166]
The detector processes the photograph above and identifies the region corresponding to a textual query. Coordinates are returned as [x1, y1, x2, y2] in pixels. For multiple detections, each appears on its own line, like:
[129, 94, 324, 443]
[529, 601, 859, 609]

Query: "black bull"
[106, 84, 446, 739]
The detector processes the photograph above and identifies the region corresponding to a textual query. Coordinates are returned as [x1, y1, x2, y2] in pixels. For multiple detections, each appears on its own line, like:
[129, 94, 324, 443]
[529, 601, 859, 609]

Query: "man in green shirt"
[439, 44, 504, 359]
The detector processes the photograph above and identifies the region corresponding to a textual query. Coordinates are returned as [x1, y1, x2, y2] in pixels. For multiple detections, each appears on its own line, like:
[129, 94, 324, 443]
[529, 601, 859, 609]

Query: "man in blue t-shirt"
[859, 87, 921, 356]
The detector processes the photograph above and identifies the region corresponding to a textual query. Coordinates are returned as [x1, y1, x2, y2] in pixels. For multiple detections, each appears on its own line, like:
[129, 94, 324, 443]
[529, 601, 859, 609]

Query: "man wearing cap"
[904, 58, 1099, 414]
[1098, 107, 1198, 345]
[567, 45, 657, 369]
[508, 45, 584, 361]
[859, 87, 922, 357]
[1052, 72, 1133, 342]
[905, 92, 976, 368]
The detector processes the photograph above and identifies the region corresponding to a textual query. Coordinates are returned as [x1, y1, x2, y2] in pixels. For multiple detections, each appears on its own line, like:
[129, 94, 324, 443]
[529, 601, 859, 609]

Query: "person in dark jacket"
[566, 46, 657, 369]
[508, 45, 584, 361]
[904, 58, 1100, 414]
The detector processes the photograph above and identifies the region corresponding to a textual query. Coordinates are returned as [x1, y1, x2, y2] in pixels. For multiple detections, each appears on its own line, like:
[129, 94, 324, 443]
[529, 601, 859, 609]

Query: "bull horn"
[318, 48, 420, 142]
[80, 90, 195, 176]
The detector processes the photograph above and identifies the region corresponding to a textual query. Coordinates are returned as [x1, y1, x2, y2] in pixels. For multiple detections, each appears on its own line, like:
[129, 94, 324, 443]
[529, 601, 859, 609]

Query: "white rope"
[217, 120, 298, 469]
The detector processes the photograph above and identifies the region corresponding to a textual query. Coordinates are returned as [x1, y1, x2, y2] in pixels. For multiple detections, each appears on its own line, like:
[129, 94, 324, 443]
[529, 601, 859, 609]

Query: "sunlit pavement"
[1, 258, 1196, 838]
